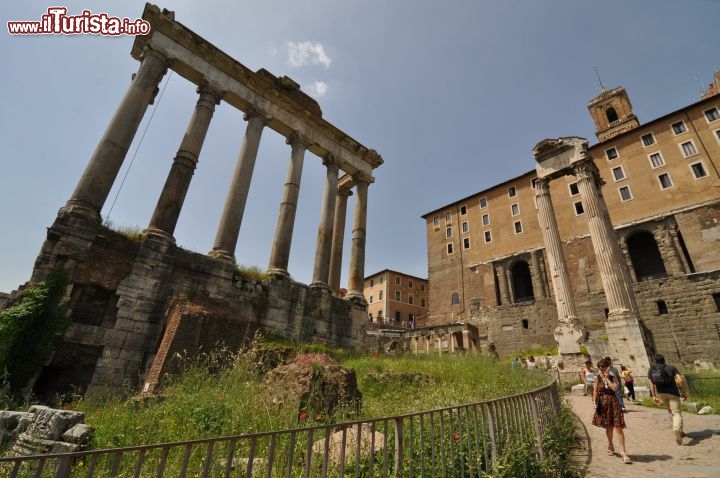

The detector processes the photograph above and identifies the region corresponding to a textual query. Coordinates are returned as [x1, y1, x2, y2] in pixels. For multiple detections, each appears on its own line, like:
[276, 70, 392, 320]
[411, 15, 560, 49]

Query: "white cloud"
[287, 41, 332, 69]
[306, 81, 328, 97]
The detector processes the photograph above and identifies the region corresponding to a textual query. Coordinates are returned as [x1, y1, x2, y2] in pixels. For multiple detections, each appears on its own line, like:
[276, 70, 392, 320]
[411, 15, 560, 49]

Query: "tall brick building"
[422, 72, 720, 368]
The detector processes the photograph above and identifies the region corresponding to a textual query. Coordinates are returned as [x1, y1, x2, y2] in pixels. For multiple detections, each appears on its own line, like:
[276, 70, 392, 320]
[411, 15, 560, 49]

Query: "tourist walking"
[579, 359, 596, 400]
[649, 353, 688, 445]
[593, 358, 631, 464]
[604, 356, 625, 411]
[620, 365, 635, 402]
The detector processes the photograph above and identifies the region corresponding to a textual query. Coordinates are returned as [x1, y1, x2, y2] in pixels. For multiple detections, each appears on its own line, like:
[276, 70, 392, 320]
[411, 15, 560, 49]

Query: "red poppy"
[298, 411, 308, 421]
[452, 432, 460, 442]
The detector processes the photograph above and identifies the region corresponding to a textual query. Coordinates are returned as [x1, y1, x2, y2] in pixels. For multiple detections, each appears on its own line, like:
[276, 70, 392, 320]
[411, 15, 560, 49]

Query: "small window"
[408, 279, 413, 288]
[649, 152, 665, 169]
[658, 173, 673, 190]
[511, 203, 520, 216]
[657, 300, 668, 315]
[445, 212, 451, 223]
[606, 147, 618, 160]
[459, 205, 467, 215]
[714, 129, 720, 143]
[611, 166, 626, 181]
[482, 213, 490, 226]
[513, 221, 523, 234]
[619, 186, 633, 202]
[530, 178, 538, 189]
[451, 292, 460, 305]
[370, 279, 374, 287]
[420, 284, 425, 291]
[568, 182, 579, 196]
[379, 291, 383, 300]
[680, 141, 698, 157]
[408, 295, 414, 305]
[380, 276, 384, 284]
[690, 162, 708, 179]
[395, 276, 400, 285]
[704, 106, 720, 122]
[479, 197, 488, 208]
[395, 291, 401, 301]
[508, 186, 517, 197]
[574, 201, 585, 215]
[461, 221, 469, 233]
[463, 237, 470, 249]
[447, 243, 454, 254]
[484, 230, 492, 243]
[369, 295, 373, 303]
[395, 311, 401, 322]
[433, 216, 439, 227]
[446, 227, 452, 238]
[671, 121, 687, 135]
[421, 298, 426, 307]
[641, 132, 656, 147]
[521, 319, 529, 329]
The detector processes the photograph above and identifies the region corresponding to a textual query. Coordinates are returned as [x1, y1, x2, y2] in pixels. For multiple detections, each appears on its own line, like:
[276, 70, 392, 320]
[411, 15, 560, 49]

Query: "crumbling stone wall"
[22, 214, 368, 400]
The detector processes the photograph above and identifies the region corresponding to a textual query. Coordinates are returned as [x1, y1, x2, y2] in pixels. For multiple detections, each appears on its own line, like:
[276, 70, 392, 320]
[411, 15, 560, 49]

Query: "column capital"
[139, 47, 168, 66]
[322, 153, 341, 169]
[572, 158, 604, 187]
[243, 107, 270, 124]
[196, 84, 224, 104]
[351, 172, 374, 185]
[534, 177, 551, 195]
[337, 186, 353, 198]
[286, 131, 311, 148]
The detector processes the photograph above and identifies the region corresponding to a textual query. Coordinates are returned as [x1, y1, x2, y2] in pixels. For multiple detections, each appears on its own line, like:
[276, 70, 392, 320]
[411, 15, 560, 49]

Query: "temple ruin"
[18, 4, 382, 398]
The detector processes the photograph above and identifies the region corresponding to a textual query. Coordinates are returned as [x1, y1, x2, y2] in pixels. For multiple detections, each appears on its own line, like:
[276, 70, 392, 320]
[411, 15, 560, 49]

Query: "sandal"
[606, 446, 615, 456]
[622, 453, 632, 464]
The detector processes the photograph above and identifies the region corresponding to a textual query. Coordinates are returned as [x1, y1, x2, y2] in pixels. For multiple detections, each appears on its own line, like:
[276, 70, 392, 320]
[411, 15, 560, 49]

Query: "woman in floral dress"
[592, 358, 631, 464]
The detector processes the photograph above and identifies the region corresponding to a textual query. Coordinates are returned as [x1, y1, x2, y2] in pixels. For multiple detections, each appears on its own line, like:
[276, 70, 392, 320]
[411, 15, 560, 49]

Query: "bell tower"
[587, 86, 639, 142]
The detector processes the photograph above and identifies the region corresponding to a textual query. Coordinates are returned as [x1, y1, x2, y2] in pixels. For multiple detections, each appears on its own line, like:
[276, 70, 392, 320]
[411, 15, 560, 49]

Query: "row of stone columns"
[61, 48, 371, 299]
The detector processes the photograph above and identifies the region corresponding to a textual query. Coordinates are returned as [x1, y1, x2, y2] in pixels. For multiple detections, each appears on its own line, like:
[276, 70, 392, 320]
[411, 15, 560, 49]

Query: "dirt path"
[567, 394, 720, 477]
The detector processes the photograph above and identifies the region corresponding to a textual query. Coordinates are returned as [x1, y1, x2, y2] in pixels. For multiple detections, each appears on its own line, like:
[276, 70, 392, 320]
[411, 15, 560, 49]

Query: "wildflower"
[298, 411, 309, 421]
[452, 432, 461, 442]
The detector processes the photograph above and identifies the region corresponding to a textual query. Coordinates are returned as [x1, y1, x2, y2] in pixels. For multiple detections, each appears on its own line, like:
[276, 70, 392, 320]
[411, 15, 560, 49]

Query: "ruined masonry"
[15, 4, 382, 399]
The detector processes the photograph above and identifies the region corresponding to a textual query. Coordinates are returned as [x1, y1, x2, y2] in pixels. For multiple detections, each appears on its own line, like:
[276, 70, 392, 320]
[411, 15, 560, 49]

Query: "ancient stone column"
[573, 155, 650, 374]
[328, 187, 352, 292]
[494, 263, 511, 305]
[530, 250, 548, 299]
[573, 158, 639, 318]
[505, 266, 516, 303]
[209, 112, 266, 261]
[62, 50, 168, 221]
[146, 85, 222, 241]
[660, 225, 687, 276]
[345, 175, 370, 302]
[535, 178, 584, 353]
[310, 156, 340, 290]
[268, 133, 308, 277]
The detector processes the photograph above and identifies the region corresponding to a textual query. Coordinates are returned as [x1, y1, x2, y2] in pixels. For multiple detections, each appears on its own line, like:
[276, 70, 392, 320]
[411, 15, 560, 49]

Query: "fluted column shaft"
[535, 178, 578, 323]
[310, 157, 340, 289]
[210, 113, 266, 260]
[345, 177, 370, 301]
[328, 187, 352, 292]
[573, 158, 638, 318]
[530, 250, 548, 299]
[147, 86, 221, 240]
[64, 50, 168, 221]
[268, 134, 307, 276]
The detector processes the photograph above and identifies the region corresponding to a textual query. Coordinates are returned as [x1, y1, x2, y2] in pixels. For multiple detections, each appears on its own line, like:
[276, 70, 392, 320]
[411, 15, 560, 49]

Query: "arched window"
[451, 292, 460, 305]
[606, 107, 619, 123]
[627, 230, 667, 281]
[510, 261, 534, 302]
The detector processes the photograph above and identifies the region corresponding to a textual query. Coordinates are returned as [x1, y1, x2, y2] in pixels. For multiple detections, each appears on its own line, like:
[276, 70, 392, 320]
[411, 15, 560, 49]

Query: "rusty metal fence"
[0, 381, 559, 478]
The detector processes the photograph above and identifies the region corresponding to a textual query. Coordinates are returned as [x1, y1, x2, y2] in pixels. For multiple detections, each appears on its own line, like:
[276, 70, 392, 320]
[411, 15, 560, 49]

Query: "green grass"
[65, 342, 548, 450]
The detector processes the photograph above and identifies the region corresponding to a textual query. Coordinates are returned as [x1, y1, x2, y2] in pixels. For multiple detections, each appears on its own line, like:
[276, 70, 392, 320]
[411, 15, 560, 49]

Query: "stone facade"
[423, 78, 720, 370]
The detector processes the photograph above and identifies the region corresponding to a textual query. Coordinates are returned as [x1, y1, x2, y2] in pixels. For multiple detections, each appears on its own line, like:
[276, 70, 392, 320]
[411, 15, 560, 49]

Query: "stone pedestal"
[554, 322, 585, 354]
[604, 313, 651, 377]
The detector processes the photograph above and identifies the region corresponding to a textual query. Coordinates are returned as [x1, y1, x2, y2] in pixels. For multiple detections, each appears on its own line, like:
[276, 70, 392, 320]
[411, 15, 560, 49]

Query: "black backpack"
[650, 364, 673, 386]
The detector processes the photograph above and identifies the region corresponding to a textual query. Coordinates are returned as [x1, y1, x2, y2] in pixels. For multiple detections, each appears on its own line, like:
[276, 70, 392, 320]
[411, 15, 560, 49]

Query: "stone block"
[633, 386, 651, 400]
[571, 384, 586, 396]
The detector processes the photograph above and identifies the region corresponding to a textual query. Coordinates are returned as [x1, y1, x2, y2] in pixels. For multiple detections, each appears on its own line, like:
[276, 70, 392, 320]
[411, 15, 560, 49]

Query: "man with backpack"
[648, 354, 688, 445]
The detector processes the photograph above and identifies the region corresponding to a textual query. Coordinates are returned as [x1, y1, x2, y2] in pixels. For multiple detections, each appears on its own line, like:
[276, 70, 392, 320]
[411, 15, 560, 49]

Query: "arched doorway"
[627, 230, 667, 281]
[510, 261, 534, 302]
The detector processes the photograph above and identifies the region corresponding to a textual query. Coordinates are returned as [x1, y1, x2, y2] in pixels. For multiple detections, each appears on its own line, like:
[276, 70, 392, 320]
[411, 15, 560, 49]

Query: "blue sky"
[1, 1, 719, 293]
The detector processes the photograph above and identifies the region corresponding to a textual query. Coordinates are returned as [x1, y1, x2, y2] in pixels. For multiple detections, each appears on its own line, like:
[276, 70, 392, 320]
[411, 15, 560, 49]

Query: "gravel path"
[568, 394, 720, 477]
